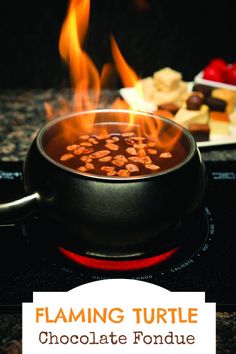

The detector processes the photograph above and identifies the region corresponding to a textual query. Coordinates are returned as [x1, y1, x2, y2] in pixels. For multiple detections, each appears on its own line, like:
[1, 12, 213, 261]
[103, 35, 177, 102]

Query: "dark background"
[0, 0, 236, 89]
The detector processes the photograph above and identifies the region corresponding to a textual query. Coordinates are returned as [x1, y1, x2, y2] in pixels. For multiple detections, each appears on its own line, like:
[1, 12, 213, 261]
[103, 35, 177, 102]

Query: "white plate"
[194, 71, 236, 91]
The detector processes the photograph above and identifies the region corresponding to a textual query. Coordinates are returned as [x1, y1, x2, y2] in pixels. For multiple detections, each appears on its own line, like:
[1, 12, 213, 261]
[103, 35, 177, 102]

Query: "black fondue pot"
[0, 110, 206, 258]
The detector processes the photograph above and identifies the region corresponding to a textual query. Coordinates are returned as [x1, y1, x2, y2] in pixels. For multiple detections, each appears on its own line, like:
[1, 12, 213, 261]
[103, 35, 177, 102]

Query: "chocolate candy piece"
[210, 111, 229, 122]
[192, 84, 213, 98]
[188, 123, 210, 142]
[186, 94, 203, 110]
[205, 97, 226, 112]
[158, 102, 180, 115]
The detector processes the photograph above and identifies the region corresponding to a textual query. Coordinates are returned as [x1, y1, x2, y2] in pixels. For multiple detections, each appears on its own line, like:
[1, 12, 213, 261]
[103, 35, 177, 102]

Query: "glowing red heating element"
[58, 246, 179, 271]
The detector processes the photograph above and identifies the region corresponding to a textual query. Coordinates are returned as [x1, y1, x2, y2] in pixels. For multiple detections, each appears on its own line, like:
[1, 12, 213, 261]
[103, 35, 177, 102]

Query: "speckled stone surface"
[0, 89, 52, 161]
[0, 89, 236, 353]
[0, 89, 114, 162]
[0, 89, 72, 161]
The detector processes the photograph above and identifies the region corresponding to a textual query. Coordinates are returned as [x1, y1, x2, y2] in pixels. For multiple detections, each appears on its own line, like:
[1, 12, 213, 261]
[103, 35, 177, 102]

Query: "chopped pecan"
[83, 148, 94, 155]
[80, 142, 93, 147]
[85, 163, 95, 170]
[159, 152, 173, 158]
[138, 149, 146, 157]
[80, 155, 92, 163]
[145, 164, 160, 170]
[117, 169, 131, 177]
[60, 153, 74, 161]
[139, 156, 152, 164]
[66, 144, 79, 151]
[126, 164, 139, 172]
[107, 170, 117, 176]
[88, 137, 99, 144]
[134, 143, 147, 149]
[90, 150, 111, 158]
[148, 149, 157, 155]
[126, 147, 138, 155]
[99, 156, 113, 162]
[77, 166, 87, 172]
[73, 147, 85, 155]
[105, 143, 119, 151]
[112, 159, 125, 167]
[128, 156, 141, 163]
[101, 166, 115, 172]
[114, 155, 128, 162]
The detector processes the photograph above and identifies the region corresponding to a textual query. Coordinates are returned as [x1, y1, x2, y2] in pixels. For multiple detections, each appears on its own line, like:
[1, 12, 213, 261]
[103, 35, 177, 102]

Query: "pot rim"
[36, 109, 197, 181]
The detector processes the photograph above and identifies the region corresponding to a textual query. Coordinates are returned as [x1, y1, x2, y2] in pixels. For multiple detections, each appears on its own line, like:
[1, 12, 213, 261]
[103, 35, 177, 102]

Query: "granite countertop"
[0, 89, 115, 162]
[0, 89, 236, 353]
[0, 89, 70, 161]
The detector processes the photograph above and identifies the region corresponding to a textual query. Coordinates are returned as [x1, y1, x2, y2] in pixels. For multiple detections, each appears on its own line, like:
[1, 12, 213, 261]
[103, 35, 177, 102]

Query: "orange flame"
[44, 0, 182, 153]
[109, 36, 181, 149]
[110, 35, 139, 88]
[44, 102, 54, 120]
[100, 63, 118, 90]
[59, 0, 100, 113]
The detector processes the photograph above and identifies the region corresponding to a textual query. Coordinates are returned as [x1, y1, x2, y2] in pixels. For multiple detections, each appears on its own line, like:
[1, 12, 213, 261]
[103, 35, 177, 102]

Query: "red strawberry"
[224, 66, 236, 85]
[208, 58, 228, 73]
[203, 65, 223, 82]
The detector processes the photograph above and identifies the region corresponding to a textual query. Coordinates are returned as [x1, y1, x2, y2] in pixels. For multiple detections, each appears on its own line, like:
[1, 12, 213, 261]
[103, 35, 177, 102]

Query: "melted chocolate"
[48, 131, 190, 177]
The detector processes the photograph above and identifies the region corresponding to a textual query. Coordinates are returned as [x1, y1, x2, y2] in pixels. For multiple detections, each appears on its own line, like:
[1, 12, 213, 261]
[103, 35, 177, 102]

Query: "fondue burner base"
[58, 246, 179, 271]
[0, 160, 236, 310]
[56, 208, 211, 272]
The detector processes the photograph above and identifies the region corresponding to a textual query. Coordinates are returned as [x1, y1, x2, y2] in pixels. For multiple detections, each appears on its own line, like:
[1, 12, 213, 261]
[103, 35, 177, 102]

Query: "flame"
[44, 102, 54, 120]
[100, 63, 118, 90]
[59, 0, 100, 114]
[44, 0, 182, 153]
[110, 35, 139, 88]
[111, 98, 130, 110]
[44, 96, 71, 121]
[109, 36, 182, 150]
[57, 0, 100, 136]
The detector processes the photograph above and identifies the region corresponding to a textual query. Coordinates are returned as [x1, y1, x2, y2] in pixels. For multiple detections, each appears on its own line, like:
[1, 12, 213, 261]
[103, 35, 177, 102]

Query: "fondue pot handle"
[0, 192, 40, 223]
